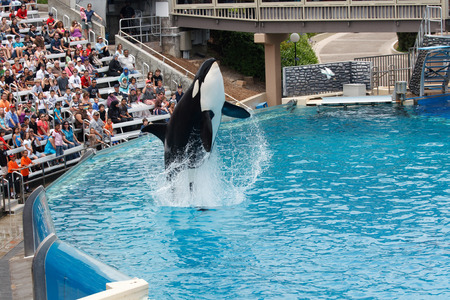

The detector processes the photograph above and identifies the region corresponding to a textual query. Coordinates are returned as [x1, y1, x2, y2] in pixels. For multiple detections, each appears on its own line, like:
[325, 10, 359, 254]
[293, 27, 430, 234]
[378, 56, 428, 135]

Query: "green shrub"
[397, 32, 417, 52]
[280, 34, 318, 68]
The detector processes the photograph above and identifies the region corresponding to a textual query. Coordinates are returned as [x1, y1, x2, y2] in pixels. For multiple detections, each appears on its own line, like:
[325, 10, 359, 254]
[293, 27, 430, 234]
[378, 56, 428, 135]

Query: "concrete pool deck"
[0, 213, 33, 300]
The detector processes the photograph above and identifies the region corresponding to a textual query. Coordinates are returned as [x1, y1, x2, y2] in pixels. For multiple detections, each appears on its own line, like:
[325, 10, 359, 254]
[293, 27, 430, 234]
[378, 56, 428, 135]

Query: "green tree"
[209, 31, 266, 81]
[281, 34, 318, 68]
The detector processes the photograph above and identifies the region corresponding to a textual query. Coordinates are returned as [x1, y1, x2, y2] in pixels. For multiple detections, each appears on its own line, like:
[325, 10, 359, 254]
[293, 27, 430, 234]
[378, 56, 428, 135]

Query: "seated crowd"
[0, 1, 185, 199]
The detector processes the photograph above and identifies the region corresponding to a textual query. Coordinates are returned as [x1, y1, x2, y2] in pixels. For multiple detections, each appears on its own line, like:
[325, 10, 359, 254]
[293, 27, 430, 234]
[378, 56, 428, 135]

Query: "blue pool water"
[47, 105, 450, 299]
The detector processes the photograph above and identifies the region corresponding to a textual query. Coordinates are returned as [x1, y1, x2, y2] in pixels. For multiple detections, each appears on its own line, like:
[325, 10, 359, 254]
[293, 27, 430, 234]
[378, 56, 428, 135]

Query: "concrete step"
[1, 198, 19, 213]
[9, 203, 25, 214]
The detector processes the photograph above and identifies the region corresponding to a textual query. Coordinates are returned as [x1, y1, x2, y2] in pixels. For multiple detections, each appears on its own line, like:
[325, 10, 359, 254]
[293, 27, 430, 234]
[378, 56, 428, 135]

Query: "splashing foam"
[153, 116, 270, 208]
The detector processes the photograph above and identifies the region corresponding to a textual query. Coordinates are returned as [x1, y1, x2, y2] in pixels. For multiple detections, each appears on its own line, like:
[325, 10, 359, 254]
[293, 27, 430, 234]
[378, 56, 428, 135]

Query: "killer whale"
[142, 58, 251, 179]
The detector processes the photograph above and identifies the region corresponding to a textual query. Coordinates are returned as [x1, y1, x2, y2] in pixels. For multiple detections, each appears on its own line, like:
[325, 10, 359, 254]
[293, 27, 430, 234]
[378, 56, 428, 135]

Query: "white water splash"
[151, 115, 270, 207]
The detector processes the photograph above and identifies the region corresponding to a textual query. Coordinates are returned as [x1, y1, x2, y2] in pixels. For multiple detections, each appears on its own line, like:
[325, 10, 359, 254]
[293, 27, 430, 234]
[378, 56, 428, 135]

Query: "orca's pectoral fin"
[222, 102, 251, 119]
[141, 123, 167, 143]
[201, 110, 214, 152]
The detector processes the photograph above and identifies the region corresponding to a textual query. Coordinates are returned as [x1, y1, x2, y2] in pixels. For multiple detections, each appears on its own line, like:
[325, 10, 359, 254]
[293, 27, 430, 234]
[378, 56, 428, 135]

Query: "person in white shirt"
[74, 58, 86, 73]
[68, 69, 81, 90]
[35, 65, 48, 81]
[118, 49, 137, 74]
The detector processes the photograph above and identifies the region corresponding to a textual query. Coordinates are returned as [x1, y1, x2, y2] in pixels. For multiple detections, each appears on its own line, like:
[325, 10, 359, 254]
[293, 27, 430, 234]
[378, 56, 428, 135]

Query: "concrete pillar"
[255, 33, 289, 107]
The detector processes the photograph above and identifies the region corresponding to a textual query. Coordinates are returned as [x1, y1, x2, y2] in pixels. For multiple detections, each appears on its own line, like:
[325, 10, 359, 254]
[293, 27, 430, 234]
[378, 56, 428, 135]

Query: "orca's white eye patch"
[192, 80, 199, 98]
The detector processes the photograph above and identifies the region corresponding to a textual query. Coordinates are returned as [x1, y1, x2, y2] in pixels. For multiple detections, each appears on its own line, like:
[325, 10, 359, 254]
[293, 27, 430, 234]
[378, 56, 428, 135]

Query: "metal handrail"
[142, 62, 150, 78]
[118, 30, 252, 111]
[63, 14, 70, 29]
[1, 178, 11, 214]
[411, 6, 444, 74]
[119, 16, 163, 46]
[12, 171, 24, 204]
[88, 30, 96, 43]
[51, 7, 57, 21]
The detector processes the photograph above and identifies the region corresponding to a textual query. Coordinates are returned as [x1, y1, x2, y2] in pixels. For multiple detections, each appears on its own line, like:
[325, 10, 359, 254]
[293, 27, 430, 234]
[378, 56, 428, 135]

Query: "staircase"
[409, 6, 449, 95]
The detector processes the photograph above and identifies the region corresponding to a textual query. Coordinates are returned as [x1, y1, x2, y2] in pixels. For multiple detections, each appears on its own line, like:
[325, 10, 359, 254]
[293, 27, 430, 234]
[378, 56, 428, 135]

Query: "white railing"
[63, 14, 70, 29]
[51, 7, 58, 20]
[411, 6, 444, 72]
[119, 16, 163, 45]
[172, 0, 445, 22]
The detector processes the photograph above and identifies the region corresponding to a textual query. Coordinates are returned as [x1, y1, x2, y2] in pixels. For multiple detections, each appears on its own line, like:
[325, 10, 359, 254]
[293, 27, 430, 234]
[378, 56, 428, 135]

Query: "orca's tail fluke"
[141, 123, 167, 143]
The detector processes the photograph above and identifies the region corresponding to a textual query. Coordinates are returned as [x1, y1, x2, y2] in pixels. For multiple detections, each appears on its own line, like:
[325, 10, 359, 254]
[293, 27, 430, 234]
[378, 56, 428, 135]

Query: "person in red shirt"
[20, 150, 34, 192]
[81, 70, 91, 89]
[7, 154, 20, 198]
[37, 114, 50, 137]
[16, 4, 28, 20]
[46, 12, 55, 26]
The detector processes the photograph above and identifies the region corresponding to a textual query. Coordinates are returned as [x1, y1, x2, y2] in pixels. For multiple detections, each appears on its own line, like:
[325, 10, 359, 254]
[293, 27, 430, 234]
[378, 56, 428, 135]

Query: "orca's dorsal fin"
[141, 123, 167, 143]
[222, 102, 251, 119]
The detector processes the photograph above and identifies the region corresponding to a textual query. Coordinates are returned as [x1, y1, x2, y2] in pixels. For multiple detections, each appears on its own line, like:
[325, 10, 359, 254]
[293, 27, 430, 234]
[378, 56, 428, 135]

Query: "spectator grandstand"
[0, 1, 178, 214]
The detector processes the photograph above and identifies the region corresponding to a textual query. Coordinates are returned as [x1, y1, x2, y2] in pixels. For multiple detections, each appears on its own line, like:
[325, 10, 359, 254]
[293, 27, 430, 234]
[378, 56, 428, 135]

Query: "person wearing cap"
[175, 84, 184, 103]
[89, 110, 107, 142]
[5, 104, 18, 129]
[75, 57, 86, 73]
[95, 36, 109, 58]
[108, 54, 123, 77]
[46, 12, 55, 26]
[35, 64, 48, 81]
[112, 83, 126, 100]
[106, 89, 117, 108]
[68, 69, 81, 90]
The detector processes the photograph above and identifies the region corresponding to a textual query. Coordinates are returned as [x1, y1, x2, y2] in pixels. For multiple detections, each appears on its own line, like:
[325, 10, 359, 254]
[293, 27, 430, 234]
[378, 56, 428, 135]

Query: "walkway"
[313, 32, 398, 64]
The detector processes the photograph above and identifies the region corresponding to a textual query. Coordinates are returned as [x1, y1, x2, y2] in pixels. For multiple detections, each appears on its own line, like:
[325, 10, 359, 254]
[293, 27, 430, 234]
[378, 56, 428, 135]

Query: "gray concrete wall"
[283, 61, 372, 97]
[115, 34, 193, 91]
